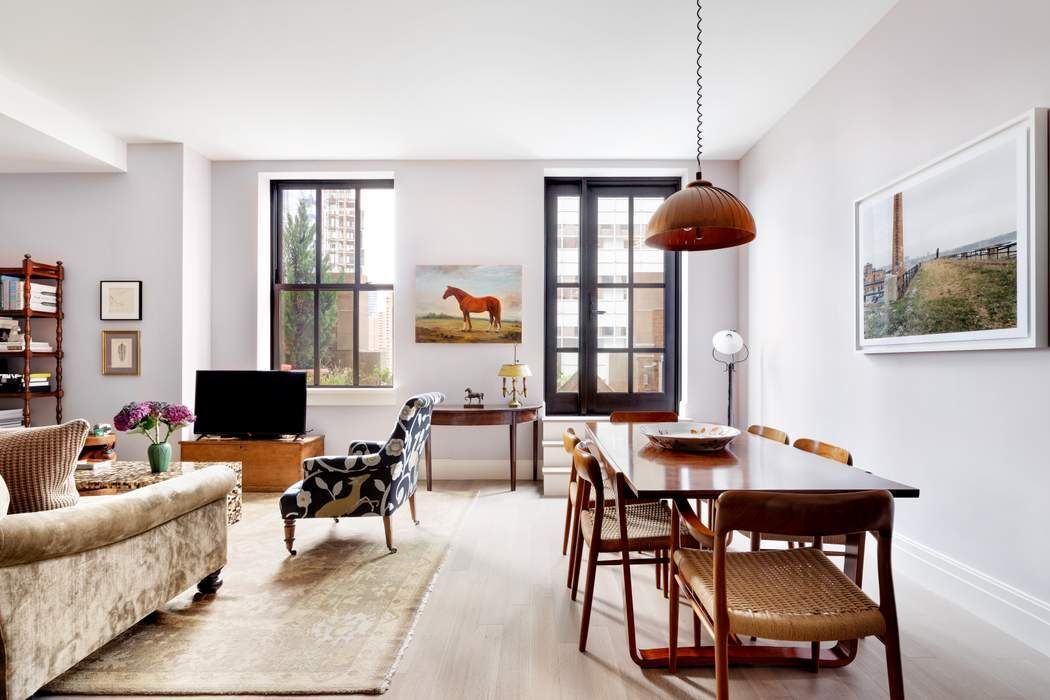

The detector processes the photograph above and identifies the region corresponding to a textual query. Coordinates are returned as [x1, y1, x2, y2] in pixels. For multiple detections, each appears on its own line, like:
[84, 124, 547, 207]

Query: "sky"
[415, 265, 522, 318]
[860, 133, 1020, 269]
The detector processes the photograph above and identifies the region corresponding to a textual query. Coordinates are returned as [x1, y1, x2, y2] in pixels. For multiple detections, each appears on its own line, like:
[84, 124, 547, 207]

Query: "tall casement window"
[271, 180, 395, 387]
[544, 178, 680, 415]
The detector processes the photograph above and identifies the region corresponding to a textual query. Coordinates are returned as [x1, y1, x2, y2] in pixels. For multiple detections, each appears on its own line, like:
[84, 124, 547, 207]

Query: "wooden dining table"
[584, 421, 920, 671]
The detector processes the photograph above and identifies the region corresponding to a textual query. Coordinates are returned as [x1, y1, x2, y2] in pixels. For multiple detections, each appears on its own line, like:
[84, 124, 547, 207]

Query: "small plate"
[640, 422, 740, 453]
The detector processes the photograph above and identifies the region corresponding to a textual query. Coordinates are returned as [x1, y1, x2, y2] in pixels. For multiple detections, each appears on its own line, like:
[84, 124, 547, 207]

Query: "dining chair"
[668, 491, 903, 700]
[569, 442, 713, 652]
[561, 427, 581, 558]
[609, 410, 679, 423]
[746, 424, 789, 444]
[749, 436, 854, 553]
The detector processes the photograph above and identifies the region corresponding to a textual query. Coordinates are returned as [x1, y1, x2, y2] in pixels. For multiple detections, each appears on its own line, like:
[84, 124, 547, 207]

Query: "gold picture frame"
[101, 330, 140, 376]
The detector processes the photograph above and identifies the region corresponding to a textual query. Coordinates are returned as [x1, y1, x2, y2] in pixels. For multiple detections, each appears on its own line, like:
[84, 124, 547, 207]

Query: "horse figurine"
[442, 285, 502, 331]
[464, 387, 484, 407]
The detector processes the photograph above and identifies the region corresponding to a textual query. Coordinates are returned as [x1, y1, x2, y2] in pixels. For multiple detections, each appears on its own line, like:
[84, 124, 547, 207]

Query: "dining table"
[583, 420, 920, 671]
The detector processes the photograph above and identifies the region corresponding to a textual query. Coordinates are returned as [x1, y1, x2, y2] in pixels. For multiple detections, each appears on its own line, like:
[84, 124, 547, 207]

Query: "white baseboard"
[429, 458, 540, 482]
[895, 533, 1050, 658]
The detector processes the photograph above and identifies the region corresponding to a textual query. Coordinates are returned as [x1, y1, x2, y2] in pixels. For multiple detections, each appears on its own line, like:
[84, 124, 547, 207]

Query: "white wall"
[739, 0, 1050, 652]
[211, 159, 738, 471]
[180, 147, 212, 438]
[0, 144, 184, 458]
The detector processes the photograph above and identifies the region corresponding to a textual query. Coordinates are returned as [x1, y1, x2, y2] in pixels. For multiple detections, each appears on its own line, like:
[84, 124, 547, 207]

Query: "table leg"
[532, 417, 540, 481]
[509, 423, 517, 491]
[425, 433, 433, 491]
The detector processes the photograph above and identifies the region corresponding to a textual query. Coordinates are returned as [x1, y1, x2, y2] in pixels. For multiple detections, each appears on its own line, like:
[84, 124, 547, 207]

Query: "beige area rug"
[45, 488, 477, 696]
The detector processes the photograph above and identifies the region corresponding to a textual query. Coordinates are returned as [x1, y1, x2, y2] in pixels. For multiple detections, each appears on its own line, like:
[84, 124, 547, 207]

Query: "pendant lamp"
[646, 1, 757, 252]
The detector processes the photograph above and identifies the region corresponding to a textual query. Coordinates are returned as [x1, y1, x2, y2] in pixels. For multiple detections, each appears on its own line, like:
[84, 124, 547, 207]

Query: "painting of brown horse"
[415, 265, 522, 343]
[442, 286, 502, 331]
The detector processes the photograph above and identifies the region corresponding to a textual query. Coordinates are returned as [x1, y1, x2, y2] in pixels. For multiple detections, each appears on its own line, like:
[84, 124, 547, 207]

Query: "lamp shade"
[712, 329, 744, 356]
[645, 178, 756, 251]
[498, 363, 532, 378]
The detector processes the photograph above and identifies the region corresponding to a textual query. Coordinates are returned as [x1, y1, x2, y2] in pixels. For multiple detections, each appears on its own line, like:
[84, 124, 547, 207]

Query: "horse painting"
[442, 285, 502, 331]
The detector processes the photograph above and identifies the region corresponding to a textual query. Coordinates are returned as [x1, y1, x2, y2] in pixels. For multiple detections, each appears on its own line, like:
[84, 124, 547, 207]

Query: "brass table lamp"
[498, 359, 532, 408]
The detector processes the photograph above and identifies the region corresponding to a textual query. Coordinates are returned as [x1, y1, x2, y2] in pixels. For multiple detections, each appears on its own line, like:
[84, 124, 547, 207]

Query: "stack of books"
[0, 408, 23, 428]
[0, 372, 51, 393]
[1, 339, 53, 353]
[0, 276, 58, 313]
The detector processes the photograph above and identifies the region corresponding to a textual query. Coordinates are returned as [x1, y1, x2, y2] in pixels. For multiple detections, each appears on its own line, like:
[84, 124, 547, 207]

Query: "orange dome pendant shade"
[645, 177, 756, 252]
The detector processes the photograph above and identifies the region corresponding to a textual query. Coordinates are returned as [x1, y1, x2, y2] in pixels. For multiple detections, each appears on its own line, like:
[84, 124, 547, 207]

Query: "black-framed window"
[271, 179, 395, 387]
[544, 177, 680, 415]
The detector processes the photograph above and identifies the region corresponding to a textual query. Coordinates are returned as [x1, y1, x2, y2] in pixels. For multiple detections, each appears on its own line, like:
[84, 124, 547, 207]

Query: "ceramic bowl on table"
[640, 422, 741, 453]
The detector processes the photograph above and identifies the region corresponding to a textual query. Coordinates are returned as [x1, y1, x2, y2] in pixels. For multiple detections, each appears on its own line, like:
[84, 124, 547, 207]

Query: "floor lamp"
[712, 330, 748, 426]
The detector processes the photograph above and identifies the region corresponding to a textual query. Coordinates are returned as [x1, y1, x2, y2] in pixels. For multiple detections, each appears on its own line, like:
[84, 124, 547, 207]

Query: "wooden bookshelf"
[0, 255, 64, 426]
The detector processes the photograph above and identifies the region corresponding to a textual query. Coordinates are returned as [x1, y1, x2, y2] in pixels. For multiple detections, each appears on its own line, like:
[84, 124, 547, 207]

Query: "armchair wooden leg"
[197, 568, 223, 594]
[668, 563, 680, 672]
[383, 515, 397, 553]
[283, 518, 297, 556]
[561, 495, 573, 555]
[409, 493, 419, 525]
[578, 541, 600, 652]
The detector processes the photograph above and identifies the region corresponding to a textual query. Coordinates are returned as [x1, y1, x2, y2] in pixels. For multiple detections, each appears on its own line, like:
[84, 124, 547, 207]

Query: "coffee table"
[75, 461, 243, 525]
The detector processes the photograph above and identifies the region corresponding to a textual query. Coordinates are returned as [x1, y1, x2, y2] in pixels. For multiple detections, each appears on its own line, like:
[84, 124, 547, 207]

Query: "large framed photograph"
[100, 280, 142, 320]
[415, 265, 523, 343]
[855, 109, 1048, 353]
[101, 330, 140, 375]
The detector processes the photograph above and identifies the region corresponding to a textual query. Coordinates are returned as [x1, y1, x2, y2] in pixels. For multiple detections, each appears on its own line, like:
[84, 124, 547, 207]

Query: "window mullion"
[353, 188, 362, 386]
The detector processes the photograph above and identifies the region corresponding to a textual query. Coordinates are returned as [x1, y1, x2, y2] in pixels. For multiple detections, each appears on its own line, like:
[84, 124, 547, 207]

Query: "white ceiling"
[0, 0, 897, 165]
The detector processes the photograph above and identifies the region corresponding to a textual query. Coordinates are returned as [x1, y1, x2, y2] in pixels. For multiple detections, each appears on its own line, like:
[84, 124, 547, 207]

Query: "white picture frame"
[99, 280, 142, 321]
[854, 109, 1048, 353]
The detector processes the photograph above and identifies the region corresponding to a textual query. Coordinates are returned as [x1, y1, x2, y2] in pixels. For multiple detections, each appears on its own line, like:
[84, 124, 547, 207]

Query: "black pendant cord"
[695, 0, 703, 181]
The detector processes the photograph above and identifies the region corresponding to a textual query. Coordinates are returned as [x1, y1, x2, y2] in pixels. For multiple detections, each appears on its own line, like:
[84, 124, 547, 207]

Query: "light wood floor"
[48, 481, 1049, 699]
[386, 482, 1050, 700]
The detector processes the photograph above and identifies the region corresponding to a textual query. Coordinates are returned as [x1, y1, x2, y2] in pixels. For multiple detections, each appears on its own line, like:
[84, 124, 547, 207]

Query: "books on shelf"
[76, 458, 113, 471]
[0, 276, 58, 312]
[0, 407, 23, 428]
[1, 341, 53, 353]
[0, 372, 51, 393]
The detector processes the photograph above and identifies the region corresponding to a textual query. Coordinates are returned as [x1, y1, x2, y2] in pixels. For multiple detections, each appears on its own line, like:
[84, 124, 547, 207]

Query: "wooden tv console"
[179, 435, 325, 492]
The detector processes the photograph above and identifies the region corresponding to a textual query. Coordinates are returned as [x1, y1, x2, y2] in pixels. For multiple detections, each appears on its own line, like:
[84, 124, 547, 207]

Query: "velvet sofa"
[0, 464, 236, 699]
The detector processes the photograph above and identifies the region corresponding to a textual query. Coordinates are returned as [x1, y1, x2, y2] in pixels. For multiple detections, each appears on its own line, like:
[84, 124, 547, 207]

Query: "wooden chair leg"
[566, 501, 583, 589]
[668, 560, 680, 672]
[663, 551, 670, 598]
[570, 533, 585, 601]
[811, 641, 820, 673]
[383, 515, 396, 553]
[562, 495, 573, 556]
[283, 518, 297, 556]
[578, 541, 600, 652]
[715, 628, 730, 700]
[409, 493, 419, 525]
[693, 610, 703, 647]
[655, 551, 662, 590]
[884, 626, 905, 699]
[750, 531, 761, 551]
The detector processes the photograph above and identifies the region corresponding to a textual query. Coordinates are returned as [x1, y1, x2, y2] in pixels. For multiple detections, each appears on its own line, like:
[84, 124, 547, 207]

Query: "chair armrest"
[673, 497, 716, 549]
[0, 465, 235, 567]
[304, 453, 390, 479]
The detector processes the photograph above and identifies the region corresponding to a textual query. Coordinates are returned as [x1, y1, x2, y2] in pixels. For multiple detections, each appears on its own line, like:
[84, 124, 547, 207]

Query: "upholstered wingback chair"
[279, 392, 444, 555]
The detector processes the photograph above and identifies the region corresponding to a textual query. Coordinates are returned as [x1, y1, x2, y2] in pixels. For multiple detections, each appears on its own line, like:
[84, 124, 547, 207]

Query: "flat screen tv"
[194, 370, 307, 438]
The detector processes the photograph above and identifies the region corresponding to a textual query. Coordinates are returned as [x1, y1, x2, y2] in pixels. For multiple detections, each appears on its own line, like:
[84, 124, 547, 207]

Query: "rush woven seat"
[674, 546, 885, 641]
[581, 500, 697, 552]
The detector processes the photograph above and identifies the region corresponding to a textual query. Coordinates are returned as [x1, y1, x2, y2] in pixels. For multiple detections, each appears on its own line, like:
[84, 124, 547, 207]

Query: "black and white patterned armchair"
[279, 392, 444, 555]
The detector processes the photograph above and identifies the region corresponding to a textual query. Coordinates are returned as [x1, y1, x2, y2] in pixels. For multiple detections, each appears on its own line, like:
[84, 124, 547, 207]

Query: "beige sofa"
[0, 465, 236, 699]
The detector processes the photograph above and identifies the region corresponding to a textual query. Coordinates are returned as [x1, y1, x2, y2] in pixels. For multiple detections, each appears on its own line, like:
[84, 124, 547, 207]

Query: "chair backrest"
[793, 437, 853, 466]
[609, 410, 678, 424]
[571, 443, 605, 501]
[713, 490, 893, 540]
[747, 424, 789, 445]
[562, 427, 580, 454]
[386, 392, 445, 454]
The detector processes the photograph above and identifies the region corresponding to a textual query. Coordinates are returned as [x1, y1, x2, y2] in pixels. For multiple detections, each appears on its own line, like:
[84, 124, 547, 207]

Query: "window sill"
[307, 387, 398, 407]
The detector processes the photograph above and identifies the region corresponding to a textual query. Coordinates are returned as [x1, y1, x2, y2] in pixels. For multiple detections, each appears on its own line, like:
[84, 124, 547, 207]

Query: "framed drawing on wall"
[101, 330, 140, 375]
[854, 109, 1048, 353]
[100, 280, 142, 320]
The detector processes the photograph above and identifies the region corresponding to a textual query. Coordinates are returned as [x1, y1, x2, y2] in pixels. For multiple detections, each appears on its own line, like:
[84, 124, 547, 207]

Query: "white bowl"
[640, 422, 740, 453]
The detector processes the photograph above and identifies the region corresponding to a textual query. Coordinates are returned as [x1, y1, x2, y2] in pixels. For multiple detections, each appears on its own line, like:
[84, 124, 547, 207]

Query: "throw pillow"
[0, 419, 89, 514]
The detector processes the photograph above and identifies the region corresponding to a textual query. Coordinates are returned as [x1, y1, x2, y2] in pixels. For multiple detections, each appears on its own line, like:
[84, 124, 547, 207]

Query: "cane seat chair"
[570, 442, 713, 651]
[748, 436, 854, 551]
[668, 491, 904, 699]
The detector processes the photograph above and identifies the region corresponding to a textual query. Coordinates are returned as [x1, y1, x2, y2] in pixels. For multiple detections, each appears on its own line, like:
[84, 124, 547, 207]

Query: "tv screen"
[194, 370, 307, 437]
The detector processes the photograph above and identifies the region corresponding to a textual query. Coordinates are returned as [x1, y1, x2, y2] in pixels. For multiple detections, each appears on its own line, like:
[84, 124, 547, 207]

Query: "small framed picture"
[101, 330, 140, 376]
[100, 280, 142, 320]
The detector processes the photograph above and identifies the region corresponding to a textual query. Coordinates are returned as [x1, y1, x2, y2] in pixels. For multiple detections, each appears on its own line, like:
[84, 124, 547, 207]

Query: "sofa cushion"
[0, 420, 89, 514]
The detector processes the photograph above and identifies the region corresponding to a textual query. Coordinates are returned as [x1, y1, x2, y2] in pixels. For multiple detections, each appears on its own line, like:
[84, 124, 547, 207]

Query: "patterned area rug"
[45, 488, 477, 695]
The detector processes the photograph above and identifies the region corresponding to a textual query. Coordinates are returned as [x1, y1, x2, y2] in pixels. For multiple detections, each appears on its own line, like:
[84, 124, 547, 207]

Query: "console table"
[178, 435, 324, 492]
[426, 403, 542, 491]
[75, 461, 242, 525]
